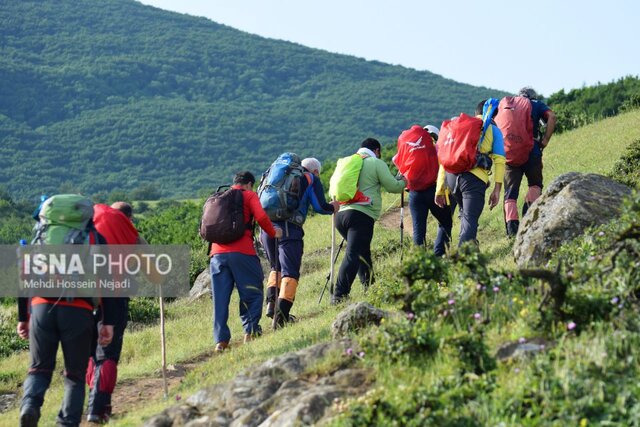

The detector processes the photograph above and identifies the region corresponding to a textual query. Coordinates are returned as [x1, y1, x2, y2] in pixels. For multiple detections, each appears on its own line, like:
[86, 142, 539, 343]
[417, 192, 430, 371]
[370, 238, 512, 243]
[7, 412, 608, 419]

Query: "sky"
[138, 0, 638, 97]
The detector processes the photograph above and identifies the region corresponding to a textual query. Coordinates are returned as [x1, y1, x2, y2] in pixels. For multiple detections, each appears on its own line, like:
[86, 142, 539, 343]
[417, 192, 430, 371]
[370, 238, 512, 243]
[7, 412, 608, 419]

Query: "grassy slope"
[0, 110, 639, 426]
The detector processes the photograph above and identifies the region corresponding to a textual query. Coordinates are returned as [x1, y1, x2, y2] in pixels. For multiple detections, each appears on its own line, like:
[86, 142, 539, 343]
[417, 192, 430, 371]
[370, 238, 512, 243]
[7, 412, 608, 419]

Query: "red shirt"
[93, 204, 139, 244]
[210, 186, 277, 256]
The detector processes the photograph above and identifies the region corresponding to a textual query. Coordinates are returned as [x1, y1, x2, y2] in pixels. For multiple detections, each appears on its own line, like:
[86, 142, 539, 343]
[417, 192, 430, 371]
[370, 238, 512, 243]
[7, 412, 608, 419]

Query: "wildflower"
[443, 310, 449, 317]
[518, 337, 526, 344]
[358, 351, 365, 358]
[448, 299, 455, 305]
[580, 418, 588, 427]
[473, 313, 481, 320]
[476, 283, 483, 291]
[567, 321, 577, 331]
[380, 317, 385, 323]
[611, 297, 619, 304]
[346, 348, 353, 356]
[618, 303, 624, 309]
[507, 273, 513, 280]
[519, 308, 529, 317]
[493, 286, 500, 293]
[176, 395, 182, 401]
[406, 312, 415, 320]
[598, 231, 605, 237]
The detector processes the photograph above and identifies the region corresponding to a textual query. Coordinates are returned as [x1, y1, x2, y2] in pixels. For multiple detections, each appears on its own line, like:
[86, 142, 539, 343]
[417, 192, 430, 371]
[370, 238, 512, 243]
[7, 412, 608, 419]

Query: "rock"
[331, 302, 388, 339]
[149, 340, 371, 426]
[496, 337, 553, 362]
[0, 393, 16, 414]
[189, 269, 211, 302]
[514, 173, 631, 267]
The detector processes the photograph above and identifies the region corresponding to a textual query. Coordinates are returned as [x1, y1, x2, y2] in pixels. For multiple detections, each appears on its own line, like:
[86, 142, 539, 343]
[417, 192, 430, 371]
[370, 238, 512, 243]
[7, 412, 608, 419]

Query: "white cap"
[301, 157, 322, 174]
[424, 125, 440, 137]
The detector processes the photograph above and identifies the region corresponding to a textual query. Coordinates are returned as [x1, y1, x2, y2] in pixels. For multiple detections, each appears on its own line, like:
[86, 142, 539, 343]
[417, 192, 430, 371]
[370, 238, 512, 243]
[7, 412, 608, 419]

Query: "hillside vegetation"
[0, 0, 505, 200]
[1, 109, 639, 425]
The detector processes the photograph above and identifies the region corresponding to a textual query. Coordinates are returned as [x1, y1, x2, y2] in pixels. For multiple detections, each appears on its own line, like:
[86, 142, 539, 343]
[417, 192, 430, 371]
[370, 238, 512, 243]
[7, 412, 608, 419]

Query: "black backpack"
[199, 186, 250, 244]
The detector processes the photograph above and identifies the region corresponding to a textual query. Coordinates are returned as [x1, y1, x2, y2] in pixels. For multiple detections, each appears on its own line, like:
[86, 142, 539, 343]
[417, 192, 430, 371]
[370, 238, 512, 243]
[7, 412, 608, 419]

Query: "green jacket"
[339, 151, 405, 220]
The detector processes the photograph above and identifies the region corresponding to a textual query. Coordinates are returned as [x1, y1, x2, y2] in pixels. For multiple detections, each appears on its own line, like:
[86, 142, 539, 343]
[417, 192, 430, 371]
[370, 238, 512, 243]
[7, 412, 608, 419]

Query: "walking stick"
[400, 190, 405, 262]
[271, 237, 280, 331]
[159, 285, 168, 399]
[329, 211, 336, 296]
[318, 238, 344, 304]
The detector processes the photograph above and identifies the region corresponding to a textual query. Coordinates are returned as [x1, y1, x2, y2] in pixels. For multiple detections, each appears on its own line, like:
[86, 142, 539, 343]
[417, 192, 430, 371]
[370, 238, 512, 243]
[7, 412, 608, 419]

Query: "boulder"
[514, 173, 631, 268]
[145, 340, 371, 427]
[188, 269, 211, 302]
[331, 302, 388, 339]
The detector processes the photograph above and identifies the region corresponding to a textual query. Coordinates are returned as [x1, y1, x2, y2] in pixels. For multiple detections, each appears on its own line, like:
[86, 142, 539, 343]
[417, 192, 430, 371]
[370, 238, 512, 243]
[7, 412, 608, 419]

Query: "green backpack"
[329, 154, 365, 203]
[32, 194, 95, 244]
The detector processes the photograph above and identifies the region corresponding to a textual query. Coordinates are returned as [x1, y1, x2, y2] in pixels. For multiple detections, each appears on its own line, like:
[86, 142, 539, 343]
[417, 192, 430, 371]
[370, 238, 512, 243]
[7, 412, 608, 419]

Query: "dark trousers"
[408, 186, 453, 255]
[22, 303, 94, 426]
[445, 172, 487, 246]
[87, 298, 128, 418]
[333, 210, 375, 302]
[260, 222, 304, 279]
[504, 154, 543, 201]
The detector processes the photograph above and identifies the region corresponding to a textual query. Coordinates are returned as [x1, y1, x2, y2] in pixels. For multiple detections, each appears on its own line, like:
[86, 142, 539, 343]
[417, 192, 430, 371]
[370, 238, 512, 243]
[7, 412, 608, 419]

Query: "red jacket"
[210, 186, 277, 256]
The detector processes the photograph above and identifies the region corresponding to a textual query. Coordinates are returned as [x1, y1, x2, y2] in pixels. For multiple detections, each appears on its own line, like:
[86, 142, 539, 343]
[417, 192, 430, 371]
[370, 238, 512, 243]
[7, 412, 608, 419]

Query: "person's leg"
[260, 229, 280, 318]
[408, 190, 428, 246]
[21, 304, 58, 426]
[210, 254, 234, 346]
[87, 299, 128, 422]
[457, 173, 488, 245]
[334, 210, 375, 302]
[522, 155, 544, 217]
[276, 225, 304, 323]
[503, 165, 524, 237]
[57, 305, 94, 426]
[427, 185, 453, 256]
[229, 253, 265, 337]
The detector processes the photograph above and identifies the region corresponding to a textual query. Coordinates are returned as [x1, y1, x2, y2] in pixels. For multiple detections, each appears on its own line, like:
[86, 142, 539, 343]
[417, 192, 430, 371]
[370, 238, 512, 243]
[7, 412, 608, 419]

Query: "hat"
[301, 157, 322, 174]
[424, 125, 440, 137]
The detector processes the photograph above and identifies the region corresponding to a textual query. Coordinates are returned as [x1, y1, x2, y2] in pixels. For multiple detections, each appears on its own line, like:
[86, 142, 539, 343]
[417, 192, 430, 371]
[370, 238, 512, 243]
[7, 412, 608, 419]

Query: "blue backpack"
[258, 153, 305, 221]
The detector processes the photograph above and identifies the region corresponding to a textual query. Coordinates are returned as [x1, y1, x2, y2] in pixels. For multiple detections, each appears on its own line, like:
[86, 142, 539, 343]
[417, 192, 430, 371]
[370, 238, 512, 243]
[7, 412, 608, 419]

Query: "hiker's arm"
[541, 110, 557, 148]
[489, 182, 502, 210]
[309, 178, 337, 214]
[377, 160, 405, 193]
[434, 165, 448, 208]
[16, 298, 29, 339]
[248, 192, 279, 238]
[490, 125, 506, 186]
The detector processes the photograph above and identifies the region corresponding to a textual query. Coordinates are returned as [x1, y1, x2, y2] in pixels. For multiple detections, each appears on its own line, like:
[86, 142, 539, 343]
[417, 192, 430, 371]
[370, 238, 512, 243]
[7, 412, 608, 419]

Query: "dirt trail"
[378, 206, 413, 236]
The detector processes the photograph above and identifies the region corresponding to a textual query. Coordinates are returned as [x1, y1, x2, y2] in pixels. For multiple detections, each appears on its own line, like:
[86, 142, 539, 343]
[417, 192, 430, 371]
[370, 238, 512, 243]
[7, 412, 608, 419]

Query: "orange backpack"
[495, 96, 533, 166]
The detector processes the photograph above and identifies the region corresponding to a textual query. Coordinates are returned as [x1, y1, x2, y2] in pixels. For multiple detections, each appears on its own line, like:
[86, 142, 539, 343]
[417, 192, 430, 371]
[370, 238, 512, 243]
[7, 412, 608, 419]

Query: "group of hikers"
[15, 87, 555, 426]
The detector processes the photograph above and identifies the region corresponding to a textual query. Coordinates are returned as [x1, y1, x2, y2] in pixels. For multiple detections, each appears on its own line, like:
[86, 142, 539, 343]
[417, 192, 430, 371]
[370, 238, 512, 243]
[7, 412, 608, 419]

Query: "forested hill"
[0, 0, 506, 200]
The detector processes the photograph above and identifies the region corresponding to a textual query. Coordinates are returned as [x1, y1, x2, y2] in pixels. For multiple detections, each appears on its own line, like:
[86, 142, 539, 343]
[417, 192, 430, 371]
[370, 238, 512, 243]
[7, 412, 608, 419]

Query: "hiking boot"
[87, 414, 108, 424]
[244, 334, 254, 343]
[266, 301, 275, 319]
[20, 407, 39, 427]
[506, 220, 519, 238]
[214, 341, 229, 353]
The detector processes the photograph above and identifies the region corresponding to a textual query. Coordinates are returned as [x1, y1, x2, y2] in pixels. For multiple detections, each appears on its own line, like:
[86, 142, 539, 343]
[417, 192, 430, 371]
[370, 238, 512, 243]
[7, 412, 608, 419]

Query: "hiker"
[394, 124, 453, 255]
[17, 195, 115, 427]
[209, 171, 282, 352]
[85, 202, 143, 424]
[259, 157, 339, 326]
[435, 99, 505, 246]
[332, 138, 406, 303]
[496, 87, 557, 237]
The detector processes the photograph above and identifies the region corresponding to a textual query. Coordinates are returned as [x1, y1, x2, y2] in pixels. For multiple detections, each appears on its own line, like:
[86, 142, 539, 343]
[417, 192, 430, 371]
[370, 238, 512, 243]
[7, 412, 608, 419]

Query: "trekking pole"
[330, 211, 336, 296]
[271, 237, 279, 331]
[400, 190, 405, 262]
[159, 285, 168, 399]
[318, 238, 345, 304]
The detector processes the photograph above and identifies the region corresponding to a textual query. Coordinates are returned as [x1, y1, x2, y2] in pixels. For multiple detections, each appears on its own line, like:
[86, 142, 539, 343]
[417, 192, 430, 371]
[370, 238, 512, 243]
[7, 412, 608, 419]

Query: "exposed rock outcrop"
[514, 173, 631, 267]
[331, 302, 389, 339]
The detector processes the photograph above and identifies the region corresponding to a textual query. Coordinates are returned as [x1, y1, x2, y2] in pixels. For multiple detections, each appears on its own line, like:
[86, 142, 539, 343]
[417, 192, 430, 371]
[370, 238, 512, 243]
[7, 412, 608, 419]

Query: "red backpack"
[395, 125, 439, 191]
[494, 96, 533, 166]
[436, 113, 484, 174]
